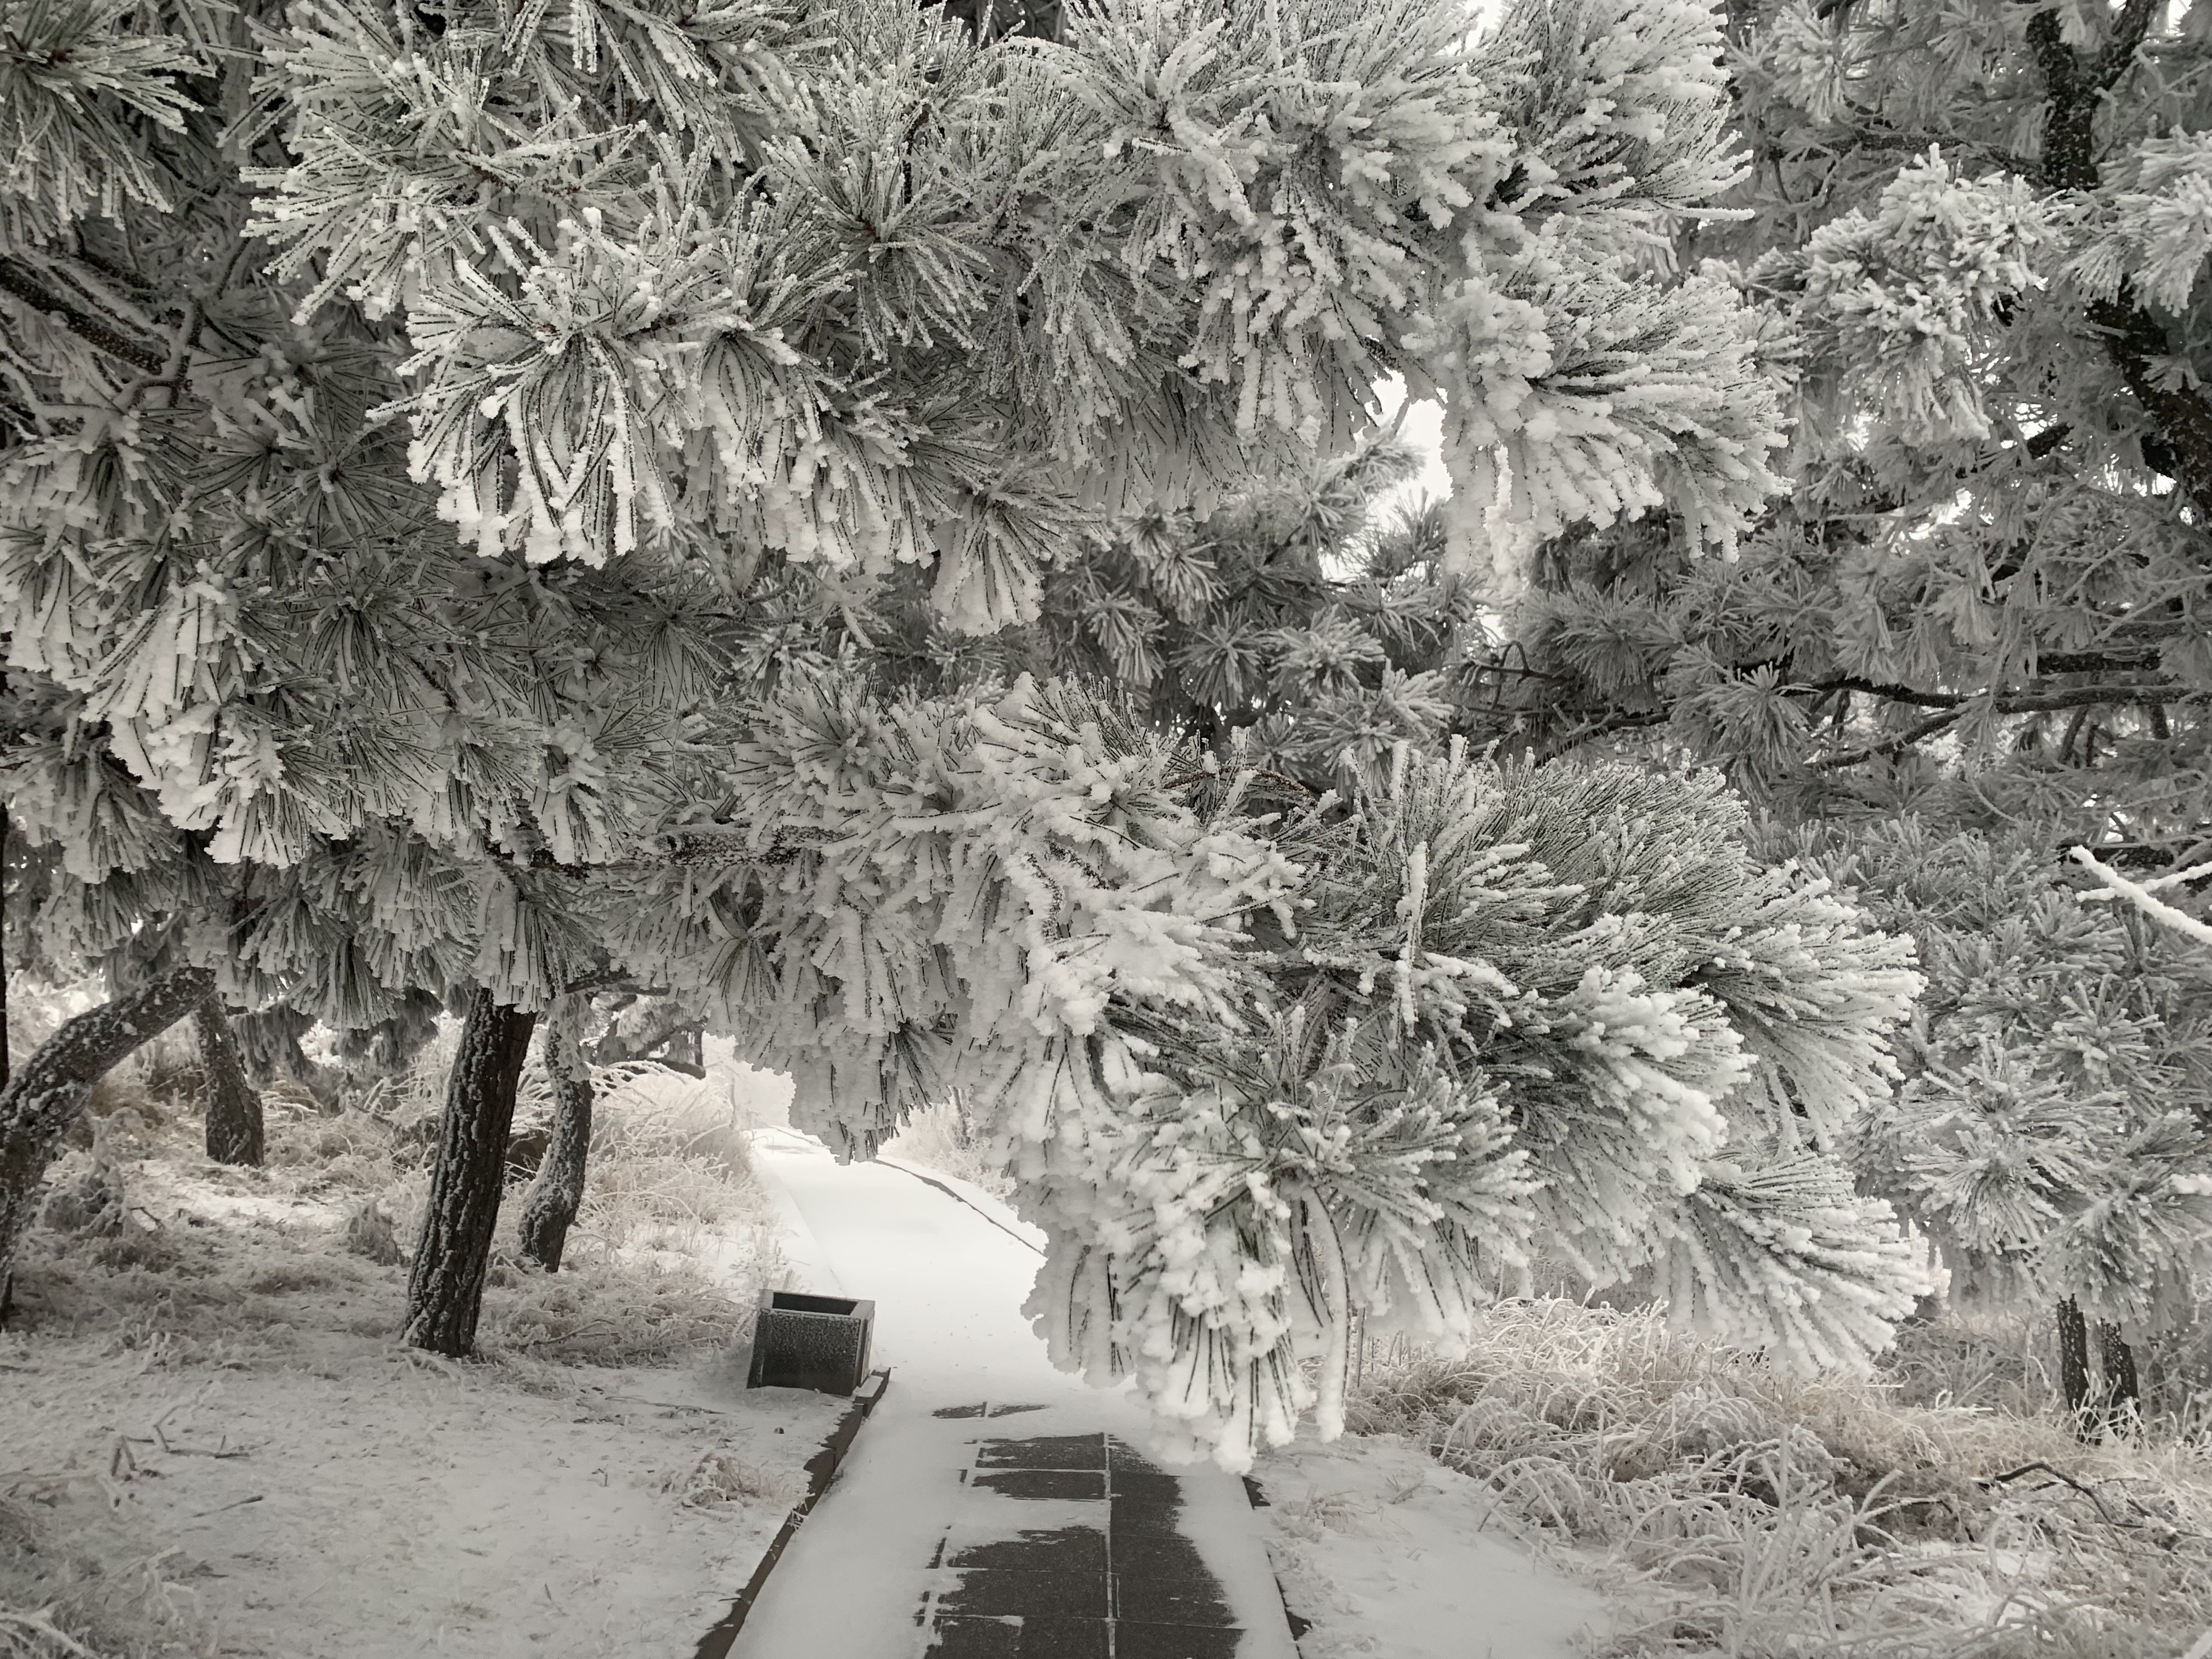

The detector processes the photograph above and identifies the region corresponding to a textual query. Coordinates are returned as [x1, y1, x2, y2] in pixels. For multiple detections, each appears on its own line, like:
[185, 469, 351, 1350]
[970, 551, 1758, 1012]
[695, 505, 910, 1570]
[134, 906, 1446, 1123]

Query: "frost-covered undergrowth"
[882, 1098, 1016, 1199]
[1338, 1300, 2212, 1658]
[0, 1026, 803, 1659]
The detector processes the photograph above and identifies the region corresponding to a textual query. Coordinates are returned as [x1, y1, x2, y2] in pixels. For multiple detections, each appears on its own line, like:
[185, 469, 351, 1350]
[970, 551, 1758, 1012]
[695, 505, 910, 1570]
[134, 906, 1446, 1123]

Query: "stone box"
[746, 1290, 877, 1396]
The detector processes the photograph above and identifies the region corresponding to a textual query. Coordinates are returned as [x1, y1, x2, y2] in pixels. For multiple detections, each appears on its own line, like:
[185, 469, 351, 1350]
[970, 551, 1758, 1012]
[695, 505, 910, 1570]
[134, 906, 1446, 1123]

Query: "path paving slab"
[913, 1414, 1248, 1656]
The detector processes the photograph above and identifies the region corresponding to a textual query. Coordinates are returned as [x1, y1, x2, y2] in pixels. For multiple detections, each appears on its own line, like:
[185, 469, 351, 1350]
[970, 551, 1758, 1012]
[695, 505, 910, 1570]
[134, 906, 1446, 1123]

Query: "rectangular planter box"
[746, 1291, 876, 1396]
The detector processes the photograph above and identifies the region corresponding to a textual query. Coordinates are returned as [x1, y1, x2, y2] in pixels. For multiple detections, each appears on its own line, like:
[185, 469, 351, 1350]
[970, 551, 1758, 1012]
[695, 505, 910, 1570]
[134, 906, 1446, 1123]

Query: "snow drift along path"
[731, 1127, 1300, 1659]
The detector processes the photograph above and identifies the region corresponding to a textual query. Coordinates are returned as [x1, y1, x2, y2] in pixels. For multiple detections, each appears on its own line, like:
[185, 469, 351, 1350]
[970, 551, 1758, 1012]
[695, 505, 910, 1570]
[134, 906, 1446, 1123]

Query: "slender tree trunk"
[195, 1000, 265, 1167]
[1, 802, 12, 1094]
[518, 993, 592, 1273]
[2057, 1296, 2093, 1435]
[403, 989, 538, 1357]
[0, 964, 217, 1323]
[2097, 1321, 2141, 1435]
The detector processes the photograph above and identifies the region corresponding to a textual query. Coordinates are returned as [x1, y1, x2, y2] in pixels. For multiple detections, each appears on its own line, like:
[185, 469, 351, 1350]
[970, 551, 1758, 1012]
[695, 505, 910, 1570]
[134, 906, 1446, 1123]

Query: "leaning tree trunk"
[195, 1000, 264, 1167]
[0, 964, 217, 1322]
[403, 989, 539, 1356]
[2057, 1296, 2093, 1436]
[517, 993, 593, 1273]
[2097, 1320, 2141, 1435]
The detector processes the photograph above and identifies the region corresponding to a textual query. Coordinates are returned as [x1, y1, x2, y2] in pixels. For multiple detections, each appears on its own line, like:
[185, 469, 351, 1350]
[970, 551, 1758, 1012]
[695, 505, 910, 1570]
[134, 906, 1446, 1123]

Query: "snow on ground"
[5, 1054, 1624, 1659]
[1252, 1432, 1607, 1659]
[1, 1075, 841, 1659]
[745, 1127, 1617, 1659]
[7, 1327, 842, 1658]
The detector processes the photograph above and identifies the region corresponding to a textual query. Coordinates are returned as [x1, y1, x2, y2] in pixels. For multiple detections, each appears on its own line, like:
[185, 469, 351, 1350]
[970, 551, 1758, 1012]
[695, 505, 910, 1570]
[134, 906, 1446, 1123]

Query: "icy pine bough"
[657, 676, 1929, 1469]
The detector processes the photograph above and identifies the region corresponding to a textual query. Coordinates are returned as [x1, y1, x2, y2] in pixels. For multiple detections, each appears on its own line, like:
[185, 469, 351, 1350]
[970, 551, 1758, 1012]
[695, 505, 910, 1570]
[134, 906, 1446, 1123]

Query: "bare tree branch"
[0, 257, 165, 375]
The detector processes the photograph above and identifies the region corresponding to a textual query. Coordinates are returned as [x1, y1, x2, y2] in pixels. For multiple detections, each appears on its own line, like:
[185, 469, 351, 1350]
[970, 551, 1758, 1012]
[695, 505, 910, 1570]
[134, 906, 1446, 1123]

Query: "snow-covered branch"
[2069, 846, 2212, 947]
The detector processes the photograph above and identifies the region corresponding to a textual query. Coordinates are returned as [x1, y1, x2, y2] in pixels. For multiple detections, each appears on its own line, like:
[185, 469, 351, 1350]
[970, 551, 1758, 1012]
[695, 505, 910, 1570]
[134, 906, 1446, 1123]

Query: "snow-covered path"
[727, 1128, 1299, 1659]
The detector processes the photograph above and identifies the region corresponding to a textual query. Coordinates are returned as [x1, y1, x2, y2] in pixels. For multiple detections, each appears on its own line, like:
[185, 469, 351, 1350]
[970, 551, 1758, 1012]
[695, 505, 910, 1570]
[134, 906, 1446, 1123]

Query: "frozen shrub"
[1341, 1300, 2212, 1658]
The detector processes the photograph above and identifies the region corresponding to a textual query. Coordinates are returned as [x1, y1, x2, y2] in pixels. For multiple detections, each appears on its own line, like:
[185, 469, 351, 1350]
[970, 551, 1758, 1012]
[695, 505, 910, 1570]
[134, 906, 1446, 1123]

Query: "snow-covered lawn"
[1334, 1305, 2212, 1659]
[5, 1324, 840, 1657]
[1255, 1432, 1605, 1659]
[0, 1069, 835, 1659]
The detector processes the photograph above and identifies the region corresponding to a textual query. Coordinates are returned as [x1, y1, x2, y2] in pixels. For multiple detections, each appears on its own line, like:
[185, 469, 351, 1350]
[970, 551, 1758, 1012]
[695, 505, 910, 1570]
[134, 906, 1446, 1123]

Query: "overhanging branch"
[1809, 681, 2201, 769]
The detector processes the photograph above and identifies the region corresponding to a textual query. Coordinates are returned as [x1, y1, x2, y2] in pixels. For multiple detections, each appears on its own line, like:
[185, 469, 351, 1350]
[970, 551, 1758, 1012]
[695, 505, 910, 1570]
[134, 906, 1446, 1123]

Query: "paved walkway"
[725, 1130, 1298, 1659]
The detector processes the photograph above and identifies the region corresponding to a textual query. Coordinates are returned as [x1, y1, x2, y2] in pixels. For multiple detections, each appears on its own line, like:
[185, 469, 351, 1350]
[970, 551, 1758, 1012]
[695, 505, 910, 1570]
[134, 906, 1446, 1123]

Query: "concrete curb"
[692, 1368, 892, 1659]
[1244, 1474, 1314, 1643]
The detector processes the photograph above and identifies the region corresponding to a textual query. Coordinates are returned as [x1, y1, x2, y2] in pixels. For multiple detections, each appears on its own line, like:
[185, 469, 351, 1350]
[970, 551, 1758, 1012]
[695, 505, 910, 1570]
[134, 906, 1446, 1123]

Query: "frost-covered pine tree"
[623, 674, 1928, 1466]
[1402, 0, 2212, 1415]
[839, 432, 1483, 787]
[0, 0, 1938, 1445]
[1789, 820, 2212, 1429]
[1473, 0, 2212, 840]
[1031, 439, 1480, 792]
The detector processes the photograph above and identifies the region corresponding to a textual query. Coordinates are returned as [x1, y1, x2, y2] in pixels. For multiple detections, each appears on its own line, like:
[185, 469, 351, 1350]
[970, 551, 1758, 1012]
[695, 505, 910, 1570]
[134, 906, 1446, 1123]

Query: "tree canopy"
[0, 0, 1993, 1465]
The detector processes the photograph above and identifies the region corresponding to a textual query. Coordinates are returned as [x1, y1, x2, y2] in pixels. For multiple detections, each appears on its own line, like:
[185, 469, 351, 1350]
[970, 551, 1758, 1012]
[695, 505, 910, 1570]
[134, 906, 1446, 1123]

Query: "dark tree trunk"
[403, 989, 538, 1357]
[517, 993, 592, 1273]
[195, 1000, 264, 1167]
[1, 802, 12, 1093]
[0, 964, 217, 1322]
[2057, 1296, 2092, 1435]
[2097, 1321, 2141, 1434]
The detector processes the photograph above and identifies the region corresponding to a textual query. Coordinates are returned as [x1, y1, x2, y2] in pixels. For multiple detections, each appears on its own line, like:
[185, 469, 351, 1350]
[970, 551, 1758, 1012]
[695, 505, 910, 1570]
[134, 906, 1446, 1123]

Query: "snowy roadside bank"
[5, 1326, 843, 1658]
[1253, 1432, 1605, 1659]
[1, 1070, 835, 1658]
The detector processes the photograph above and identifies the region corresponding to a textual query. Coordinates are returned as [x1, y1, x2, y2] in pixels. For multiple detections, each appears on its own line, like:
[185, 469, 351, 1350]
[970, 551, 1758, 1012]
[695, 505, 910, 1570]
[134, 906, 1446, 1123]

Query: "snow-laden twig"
[2068, 847, 2212, 946]
[0, 1608, 104, 1657]
[2077, 854, 2212, 898]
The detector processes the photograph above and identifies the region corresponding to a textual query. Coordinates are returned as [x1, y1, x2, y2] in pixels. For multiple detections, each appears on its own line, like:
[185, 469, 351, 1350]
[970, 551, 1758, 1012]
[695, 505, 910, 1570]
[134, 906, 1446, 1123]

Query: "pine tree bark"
[195, 1000, 264, 1167]
[517, 993, 592, 1273]
[2097, 1321, 2141, 1434]
[2057, 1296, 2093, 1434]
[0, 964, 217, 1322]
[403, 989, 539, 1356]
[1, 801, 12, 1094]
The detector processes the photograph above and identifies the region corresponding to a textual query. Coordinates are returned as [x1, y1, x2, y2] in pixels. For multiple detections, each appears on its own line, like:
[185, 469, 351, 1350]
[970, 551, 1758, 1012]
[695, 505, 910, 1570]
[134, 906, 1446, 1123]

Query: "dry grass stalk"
[1346, 1300, 2212, 1658]
[663, 1448, 808, 1510]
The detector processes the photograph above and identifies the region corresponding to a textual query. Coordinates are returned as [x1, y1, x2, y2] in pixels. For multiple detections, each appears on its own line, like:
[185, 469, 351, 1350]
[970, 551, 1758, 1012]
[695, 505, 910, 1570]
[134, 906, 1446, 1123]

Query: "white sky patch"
[1374, 373, 1453, 516]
